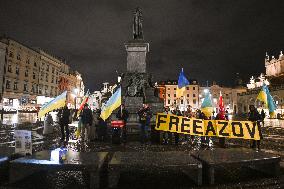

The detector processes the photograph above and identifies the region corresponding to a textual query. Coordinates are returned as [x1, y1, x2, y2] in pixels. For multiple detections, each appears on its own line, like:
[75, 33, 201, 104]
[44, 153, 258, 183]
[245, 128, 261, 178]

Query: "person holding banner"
[248, 105, 262, 151]
[162, 106, 172, 144]
[215, 111, 228, 148]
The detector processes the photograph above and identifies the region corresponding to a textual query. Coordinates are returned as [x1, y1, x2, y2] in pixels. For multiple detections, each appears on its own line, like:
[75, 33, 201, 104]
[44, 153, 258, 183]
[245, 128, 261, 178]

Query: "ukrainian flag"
[100, 87, 121, 121]
[201, 91, 213, 118]
[176, 68, 189, 98]
[258, 85, 277, 117]
[38, 91, 67, 118]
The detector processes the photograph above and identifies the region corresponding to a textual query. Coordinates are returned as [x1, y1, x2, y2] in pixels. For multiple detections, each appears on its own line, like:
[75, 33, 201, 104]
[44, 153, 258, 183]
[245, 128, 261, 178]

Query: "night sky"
[1, 0, 284, 91]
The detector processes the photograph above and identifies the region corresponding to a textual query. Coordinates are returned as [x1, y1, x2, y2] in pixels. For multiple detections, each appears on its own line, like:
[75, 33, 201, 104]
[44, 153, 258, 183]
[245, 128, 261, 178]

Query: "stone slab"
[191, 148, 281, 185]
[9, 150, 108, 189]
[0, 147, 16, 183]
[108, 151, 202, 188]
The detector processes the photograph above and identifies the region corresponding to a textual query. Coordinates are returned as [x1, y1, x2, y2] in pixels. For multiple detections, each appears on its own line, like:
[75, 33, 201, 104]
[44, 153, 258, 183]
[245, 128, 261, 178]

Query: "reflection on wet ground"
[0, 116, 284, 188]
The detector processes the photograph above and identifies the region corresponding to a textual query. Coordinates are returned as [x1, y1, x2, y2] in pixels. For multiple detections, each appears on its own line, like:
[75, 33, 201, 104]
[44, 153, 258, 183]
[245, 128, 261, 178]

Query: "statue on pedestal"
[133, 7, 143, 40]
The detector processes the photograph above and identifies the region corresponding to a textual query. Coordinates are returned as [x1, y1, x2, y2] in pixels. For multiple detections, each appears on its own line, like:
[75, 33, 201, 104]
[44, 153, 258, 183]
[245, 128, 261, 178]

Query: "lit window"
[6, 80, 11, 89]
[14, 81, 18, 90]
[25, 70, 28, 77]
[17, 53, 21, 60]
[16, 66, 19, 75]
[193, 99, 196, 104]
[24, 83, 28, 92]
[9, 52, 13, 58]
[7, 64, 12, 73]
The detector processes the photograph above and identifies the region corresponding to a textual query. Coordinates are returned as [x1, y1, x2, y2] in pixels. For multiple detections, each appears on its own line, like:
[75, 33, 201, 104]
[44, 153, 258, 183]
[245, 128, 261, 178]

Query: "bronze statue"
[133, 7, 143, 40]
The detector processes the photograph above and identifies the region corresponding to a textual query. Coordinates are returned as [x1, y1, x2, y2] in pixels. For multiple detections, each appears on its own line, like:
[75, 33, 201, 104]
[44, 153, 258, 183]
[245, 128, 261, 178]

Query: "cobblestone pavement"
[0, 119, 284, 189]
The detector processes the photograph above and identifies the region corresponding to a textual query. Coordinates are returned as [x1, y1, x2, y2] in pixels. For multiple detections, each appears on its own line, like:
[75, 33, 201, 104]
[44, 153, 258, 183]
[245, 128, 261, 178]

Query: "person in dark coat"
[248, 105, 262, 151]
[171, 108, 182, 145]
[80, 104, 93, 141]
[116, 104, 129, 143]
[215, 111, 228, 148]
[137, 104, 152, 144]
[59, 105, 71, 142]
[97, 110, 108, 141]
[261, 109, 265, 127]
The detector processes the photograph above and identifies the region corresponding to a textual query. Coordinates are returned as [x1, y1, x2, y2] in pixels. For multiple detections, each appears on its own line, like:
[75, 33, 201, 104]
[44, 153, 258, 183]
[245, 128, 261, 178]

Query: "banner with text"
[155, 113, 260, 140]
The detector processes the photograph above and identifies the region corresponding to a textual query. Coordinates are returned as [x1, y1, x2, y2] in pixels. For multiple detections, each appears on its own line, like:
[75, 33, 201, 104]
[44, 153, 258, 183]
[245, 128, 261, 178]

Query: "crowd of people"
[42, 103, 265, 151]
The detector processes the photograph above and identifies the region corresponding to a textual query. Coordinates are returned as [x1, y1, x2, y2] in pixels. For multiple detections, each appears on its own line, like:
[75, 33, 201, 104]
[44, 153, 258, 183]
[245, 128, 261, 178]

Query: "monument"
[120, 7, 163, 128]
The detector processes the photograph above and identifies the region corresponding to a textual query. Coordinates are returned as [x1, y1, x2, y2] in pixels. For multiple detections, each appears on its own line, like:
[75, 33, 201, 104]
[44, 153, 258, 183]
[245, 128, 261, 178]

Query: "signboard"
[155, 113, 261, 140]
[14, 130, 32, 155]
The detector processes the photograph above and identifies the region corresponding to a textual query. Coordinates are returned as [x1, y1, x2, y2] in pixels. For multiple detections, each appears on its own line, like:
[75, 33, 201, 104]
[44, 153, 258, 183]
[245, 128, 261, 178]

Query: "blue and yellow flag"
[38, 91, 67, 118]
[100, 87, 121, 121]
[201, 91, 213, 118]
[176, 68, 189, 98]
[257, 85, 277, 117]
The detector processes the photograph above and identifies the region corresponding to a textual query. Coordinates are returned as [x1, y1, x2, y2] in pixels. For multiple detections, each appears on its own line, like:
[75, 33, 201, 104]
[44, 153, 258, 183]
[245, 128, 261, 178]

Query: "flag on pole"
[201, 91, 213, 118]
[76, 90, 90, 117]
[38, 91, 67, 118]
[100, 87, 121, 121]
[257, 85, 277, 117]
[218, 91, 225, 119]
[176, 68, 189, 98]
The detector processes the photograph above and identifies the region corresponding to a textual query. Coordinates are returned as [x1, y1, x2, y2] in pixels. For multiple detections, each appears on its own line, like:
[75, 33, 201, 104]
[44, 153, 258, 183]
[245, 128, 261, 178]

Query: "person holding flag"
[176, 68, 189, 144]
[215, 91, 228, 148]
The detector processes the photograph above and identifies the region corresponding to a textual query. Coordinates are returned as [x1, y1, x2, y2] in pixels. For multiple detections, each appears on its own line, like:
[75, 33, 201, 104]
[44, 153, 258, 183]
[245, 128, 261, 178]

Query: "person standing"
[248, 105, 262, 151]
[215, 111, 228, 148]
[172, 107, 182, 145]
[116, 104, 129, 143]
[162, 106, 172, 144]
[138, 103, 152, 144]
[80, 104, 93, 142]
[59, 105, 71, 142]
[261, 109, 265, 127]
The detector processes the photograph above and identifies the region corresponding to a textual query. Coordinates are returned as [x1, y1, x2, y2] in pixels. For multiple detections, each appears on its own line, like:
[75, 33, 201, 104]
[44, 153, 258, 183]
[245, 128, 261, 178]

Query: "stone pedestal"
[125, 40, 149, 73]
[120, 39, 163, 134]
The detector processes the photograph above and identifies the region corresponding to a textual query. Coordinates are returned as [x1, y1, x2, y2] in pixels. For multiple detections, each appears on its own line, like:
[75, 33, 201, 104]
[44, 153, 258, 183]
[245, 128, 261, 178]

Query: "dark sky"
[1, 0, 284, 91]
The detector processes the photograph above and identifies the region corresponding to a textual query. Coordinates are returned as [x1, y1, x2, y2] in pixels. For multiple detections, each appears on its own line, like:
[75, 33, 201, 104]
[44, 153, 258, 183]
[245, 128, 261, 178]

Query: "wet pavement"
[0, 116, 284, 188]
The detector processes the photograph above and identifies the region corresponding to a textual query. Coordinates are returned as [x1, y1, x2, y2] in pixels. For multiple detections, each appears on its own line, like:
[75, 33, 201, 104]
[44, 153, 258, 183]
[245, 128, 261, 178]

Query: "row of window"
[167, 86, 196, 91]
[41, 63, 59, 75]
[167, 99, 197, 105]
[6, 80, 58, 96]
[9, 51, 38, 67]
[7, 64, 58, 84]
[167, 93, 197, 98]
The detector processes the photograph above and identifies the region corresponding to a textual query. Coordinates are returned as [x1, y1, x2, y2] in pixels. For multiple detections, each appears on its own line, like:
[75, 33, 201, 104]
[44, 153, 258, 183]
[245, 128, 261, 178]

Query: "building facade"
[0, 37, 84, 111]
[157, 80, 200, 111]
[237, 51, 284, 116]
[200, 83, 246, 114]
